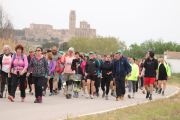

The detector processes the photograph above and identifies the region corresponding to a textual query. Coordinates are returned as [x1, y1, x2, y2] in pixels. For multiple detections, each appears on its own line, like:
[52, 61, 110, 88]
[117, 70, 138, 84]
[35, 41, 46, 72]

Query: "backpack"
[11, 53, 25, 69]
[115, 58, 127, 71]
[56, 56, 65, 74]
[102, 61, 112, 67]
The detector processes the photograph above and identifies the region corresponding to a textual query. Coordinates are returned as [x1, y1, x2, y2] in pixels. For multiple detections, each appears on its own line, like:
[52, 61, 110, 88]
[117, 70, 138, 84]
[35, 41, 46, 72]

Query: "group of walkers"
[0, 44, 171, 103]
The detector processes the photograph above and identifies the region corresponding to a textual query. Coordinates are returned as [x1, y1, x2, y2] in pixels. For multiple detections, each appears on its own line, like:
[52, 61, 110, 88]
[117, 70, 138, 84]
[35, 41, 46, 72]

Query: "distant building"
[25, 10, 96, 43]
[164, 51, 180, 73]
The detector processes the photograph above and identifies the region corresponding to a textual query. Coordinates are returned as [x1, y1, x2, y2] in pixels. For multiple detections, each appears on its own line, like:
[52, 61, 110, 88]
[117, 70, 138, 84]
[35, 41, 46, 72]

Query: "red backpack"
[56, 56, 65, 74]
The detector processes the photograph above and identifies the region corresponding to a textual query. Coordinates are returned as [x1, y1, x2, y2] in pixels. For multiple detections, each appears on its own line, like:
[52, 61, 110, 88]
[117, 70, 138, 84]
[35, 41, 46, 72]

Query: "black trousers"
[1, 71, 11, 94]
[42, 78, 47, 92]
[101, 76, 111, 95]
[115, 76, 125, 97]
[33, 76, 44, 98]
[141, 77, 144, 87]
[136, 81, 138, 91]
[28, 73, 33, 92]
[95, 77, 100, 93]
[58, 77, 61, 90]
[49, 78, 53, 93]
[10, 73, 26, 98]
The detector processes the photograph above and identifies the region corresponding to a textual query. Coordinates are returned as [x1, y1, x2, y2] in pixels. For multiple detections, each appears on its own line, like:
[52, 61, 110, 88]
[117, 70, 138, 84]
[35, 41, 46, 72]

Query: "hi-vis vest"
[158, 62, 171, 77]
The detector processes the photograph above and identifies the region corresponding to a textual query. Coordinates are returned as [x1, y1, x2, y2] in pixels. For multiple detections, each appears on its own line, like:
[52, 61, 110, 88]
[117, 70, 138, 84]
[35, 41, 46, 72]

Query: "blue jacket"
[113, 57, 132, 77]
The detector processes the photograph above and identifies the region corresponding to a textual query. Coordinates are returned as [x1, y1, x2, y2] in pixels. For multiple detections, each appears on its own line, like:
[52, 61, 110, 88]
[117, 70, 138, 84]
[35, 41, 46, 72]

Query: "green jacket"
[158, 62, 171, 77]
[128, 63, 139, 81]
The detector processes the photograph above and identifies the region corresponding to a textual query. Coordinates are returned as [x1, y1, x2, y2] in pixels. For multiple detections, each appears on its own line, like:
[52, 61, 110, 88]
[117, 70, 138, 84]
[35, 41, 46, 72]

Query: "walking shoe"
[158, 88, 162, 94]
[31, 91, 34, 95]
[49, 93, 53, 96]
[48, 87, 50, 90]
[21, 97, 25, 102]
[8, 95, 14, 102]
[149, 96, 152, 100]
[121, 94, 124, 100]
[38, 97, 42, 103]
[111, 89, 114, 96]
[105, 96, 108, 100]
[93, 92, 97, 96]
[116, 96, 120, 101]
[69, 94, 72, 98]
[73, 91, 76, 97]
[90, 95, 94, 99]
[0, 93, 3, 98]
[42, 91, 45, 96]
[86, 94, 90, 99]
[142, 90, 145, 94]
[34, 98, 39, 103]
[125, 85, 129, 88]
[132, 93, 135, 98]
[146, 92, 150, 99]
[82, 93, 86, 96]
[155, 88, 158, 93]
[162, 91, 164, 96]
[66, 94, 70, 99]
[76, 92, 79, 98]
[113, 92, 116, 97]
[102, 91, 105, 98]
[128, 94, 131, 99]
[96, 92, 100, 97]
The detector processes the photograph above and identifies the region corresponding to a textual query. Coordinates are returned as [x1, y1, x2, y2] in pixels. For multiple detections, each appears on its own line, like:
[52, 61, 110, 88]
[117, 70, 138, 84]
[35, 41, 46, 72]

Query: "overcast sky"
[1, 0, 180, 47]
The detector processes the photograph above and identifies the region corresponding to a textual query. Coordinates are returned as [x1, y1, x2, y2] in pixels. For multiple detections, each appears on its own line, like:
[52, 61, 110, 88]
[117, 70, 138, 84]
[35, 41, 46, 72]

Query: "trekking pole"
[4, 84, 7, 99]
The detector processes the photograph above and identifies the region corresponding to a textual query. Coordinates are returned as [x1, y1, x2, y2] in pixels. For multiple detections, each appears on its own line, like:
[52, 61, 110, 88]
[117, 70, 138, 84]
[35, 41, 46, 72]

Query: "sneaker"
[132, 93, 135, 98]
[8, 95, 14, 102]
[73, 91, 76, 97]
[48, 87, 50, 90]
[82, 93, 86, 96]
[162, 91, 164, 96]
[38, 97, 42, 103]
[93, 92, 97, 96]
[90, 95, 94, 99]
[113, 92, 116, 97]
[102, 91, 105, 98]
[155, 88, 158, 93]
[146, 92, 150, 99]
[21, 97, 25, 102]
[66, 94, 70, 99]
[116, 96, 120, 101]
[158, 88, 162, 94]
[142, 90, 145, 94]
[125, 85, 129, 88]
[86, 94, 90, 99]
[49, 93, 53, 96]
[42, 91, 45, 96]
[111, 89, 114, 96]
[149, 96, 152, 100]
[128, 94, 131, 99]
[121, 94, 124, 100]
[34, 98, 39, 103]
[97, 92, 99, 97]
[75, 92, 79, 98]
[31, 91, 34, 95]
[0, 93, 3, 98]
[69, 94, 72, 99]
[105, 96, 108, 100]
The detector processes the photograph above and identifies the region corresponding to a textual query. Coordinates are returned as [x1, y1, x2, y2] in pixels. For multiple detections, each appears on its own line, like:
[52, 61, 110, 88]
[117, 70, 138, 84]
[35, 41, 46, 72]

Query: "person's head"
[115, 52, 121, 60]
[105, 55, 111, 61]
[111, 54, 114, 60]
[75, 52, 80, 59]
[89, 52, 94, 59]
[47, 49, 52, 53]
[158, 58, 161, 63]
[97, 55, 102, 60]
[36, 46, 43, 56]
[93, 52, 97, 59]
[127, 57, 130, 62]
[42, 51, 46, 57]
[46, 52, 53, 60]
[52, 46, 58, 55]
[2, 45, 12, 55]
[29, 49, 34, 56]
[68, 47, 74, 56]
[79, 54, 83, 60]
[160, 58, 164, 64]
[135, 58, 138, 64]
[147, 51, 154, 58]
[15, 44, 24, 54]
[83, 52, 87, 55]
[117, 50, 123, 58]
[84, 54, 89, 61]
[131, 58, 135, 64]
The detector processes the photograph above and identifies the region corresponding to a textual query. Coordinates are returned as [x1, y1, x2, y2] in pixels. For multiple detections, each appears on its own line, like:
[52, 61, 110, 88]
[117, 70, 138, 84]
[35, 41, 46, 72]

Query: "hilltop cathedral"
[25, 10, 96, 43]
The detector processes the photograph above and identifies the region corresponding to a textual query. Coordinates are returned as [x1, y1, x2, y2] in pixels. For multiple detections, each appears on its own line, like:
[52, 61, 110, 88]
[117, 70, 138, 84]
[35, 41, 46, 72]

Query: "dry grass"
[0, 37, 16, 54]
[70, 73, 180, 120]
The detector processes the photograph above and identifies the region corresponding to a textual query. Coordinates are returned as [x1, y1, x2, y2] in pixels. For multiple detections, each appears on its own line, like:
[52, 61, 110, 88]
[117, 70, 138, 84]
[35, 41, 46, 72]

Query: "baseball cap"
[117, 50, 122, 53]
[59, 51, 64, 54]
[84, 54, 89, 57]
[89, 51, 94, 54]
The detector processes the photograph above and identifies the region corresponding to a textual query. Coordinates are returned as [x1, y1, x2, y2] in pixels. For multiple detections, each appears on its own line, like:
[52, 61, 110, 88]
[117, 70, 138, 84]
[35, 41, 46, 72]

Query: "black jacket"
[85, 59, 99, 75]
[100, 61, 113, 78]
[144, 58, 158, 78]
[71, 58, 83, 75]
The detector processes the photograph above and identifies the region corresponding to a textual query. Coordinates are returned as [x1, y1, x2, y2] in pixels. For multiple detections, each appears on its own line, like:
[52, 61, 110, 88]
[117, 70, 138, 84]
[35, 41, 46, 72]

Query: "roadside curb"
[60, 85, 180, 120]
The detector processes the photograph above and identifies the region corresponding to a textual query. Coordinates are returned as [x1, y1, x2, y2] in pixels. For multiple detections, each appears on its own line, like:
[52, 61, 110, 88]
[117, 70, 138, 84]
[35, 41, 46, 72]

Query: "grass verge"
[71, 73, 180, 120]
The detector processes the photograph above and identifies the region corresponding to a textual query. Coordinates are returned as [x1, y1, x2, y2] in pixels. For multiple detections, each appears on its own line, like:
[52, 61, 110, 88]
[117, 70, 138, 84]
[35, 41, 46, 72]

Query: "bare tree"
[0, 4, 13, 39]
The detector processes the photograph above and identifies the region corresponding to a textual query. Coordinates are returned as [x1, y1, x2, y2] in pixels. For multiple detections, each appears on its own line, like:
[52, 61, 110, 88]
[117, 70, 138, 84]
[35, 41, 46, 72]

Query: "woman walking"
[127, 58, 139, 98]
[0, 45, 13, 98]
[27, 46, 50, 103]
[100, 55, 113, 100]
[8, 44, 28, 102]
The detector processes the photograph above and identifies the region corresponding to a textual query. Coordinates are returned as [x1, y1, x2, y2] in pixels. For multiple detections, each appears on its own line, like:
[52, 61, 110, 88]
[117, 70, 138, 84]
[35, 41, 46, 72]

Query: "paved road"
[0, 85, 179, 120]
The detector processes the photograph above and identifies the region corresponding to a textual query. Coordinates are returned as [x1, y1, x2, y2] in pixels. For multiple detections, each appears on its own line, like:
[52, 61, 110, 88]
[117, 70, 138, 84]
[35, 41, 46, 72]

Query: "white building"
[164, 51, 180, 73]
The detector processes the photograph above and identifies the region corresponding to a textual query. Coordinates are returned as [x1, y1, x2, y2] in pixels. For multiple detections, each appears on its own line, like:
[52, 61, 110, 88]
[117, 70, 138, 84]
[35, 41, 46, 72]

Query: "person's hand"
[8, 73, 11, 78]
[141, 73, 144, 77]
[128, 73, 131, 77]
[85, 73, 87, 77]
[26, 73, 30, 77]
[168, 77, 170, 80]
[113, 78, 115, 83]
[135, 76, 137, 78]
[47, 76, 50, 80]
[138, 75, 141, 78]
[20, 71, 25, 76]
[61, 72, 64, 75]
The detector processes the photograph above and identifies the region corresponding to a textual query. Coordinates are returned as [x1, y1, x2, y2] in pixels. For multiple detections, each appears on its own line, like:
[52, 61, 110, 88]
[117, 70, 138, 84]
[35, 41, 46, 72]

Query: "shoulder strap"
[21, 53, 24, 61]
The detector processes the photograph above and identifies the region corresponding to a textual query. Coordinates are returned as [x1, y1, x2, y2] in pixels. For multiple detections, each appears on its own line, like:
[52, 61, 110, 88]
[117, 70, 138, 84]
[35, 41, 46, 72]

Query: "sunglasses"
[29, 51, 33, 53]
[36, 50, 41, 52]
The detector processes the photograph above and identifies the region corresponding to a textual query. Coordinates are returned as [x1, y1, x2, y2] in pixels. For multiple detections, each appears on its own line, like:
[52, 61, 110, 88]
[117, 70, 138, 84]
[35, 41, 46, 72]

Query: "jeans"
[57, 73, 65, 83]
